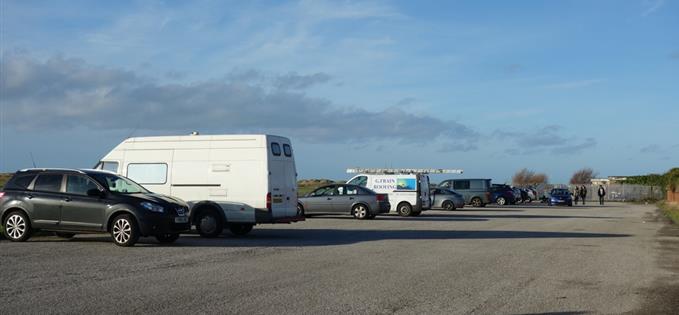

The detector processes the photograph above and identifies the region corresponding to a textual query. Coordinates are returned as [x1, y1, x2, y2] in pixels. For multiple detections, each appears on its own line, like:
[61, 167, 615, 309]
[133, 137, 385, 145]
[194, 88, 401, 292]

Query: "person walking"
[573, 186, 580, 205]
[580, 185, 588, 205]
[598, 185, 606, 205]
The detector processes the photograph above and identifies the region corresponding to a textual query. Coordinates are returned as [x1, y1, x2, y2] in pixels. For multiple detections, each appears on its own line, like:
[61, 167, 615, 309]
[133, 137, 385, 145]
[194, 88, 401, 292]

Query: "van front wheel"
[228, 223, 254, 236]
[196, 210, 223, 238]
[471, 198, 483, 207]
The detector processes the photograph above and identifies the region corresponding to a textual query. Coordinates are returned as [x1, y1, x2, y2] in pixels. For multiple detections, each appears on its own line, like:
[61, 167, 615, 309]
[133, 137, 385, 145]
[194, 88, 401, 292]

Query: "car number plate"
[174, 217, 188, 223]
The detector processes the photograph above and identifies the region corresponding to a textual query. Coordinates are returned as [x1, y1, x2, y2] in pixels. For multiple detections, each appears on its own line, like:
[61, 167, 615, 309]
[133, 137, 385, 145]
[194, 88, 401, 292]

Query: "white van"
[346, 171, 431, 217]
[95, 134, 302, 237]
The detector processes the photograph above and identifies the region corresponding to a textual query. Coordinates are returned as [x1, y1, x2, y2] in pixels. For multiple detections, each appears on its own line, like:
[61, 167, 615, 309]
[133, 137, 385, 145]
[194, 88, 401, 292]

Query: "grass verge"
[659, 201, 679, 225]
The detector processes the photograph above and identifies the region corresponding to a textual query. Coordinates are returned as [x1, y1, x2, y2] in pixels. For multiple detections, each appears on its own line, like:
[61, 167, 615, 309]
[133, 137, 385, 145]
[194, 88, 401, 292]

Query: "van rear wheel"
[228, 223, 253, 236]
[196, 210, 223, 238]
[397, 203, 413, 217]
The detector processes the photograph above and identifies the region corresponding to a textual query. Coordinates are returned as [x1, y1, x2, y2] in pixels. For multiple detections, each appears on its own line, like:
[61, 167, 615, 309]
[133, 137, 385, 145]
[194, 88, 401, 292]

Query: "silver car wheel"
[113, 218, 132, 244]
[353, 205, 368, 219]
[497, 197, 506, 206]
[6, 214, 26, 239]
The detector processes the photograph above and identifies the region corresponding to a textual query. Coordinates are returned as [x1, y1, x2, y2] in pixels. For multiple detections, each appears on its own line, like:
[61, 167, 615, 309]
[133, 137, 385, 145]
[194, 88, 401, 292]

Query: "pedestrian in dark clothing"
[598, 185, 606, 205]
[580, 185, 587, 205]
[574, 186, 580, 205]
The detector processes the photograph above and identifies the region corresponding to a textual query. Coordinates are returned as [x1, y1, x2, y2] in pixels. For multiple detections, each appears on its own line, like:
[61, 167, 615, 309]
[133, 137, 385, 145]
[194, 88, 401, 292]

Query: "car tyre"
[397, 202, 413, 217]
[55, 232, 76, 239]
[156, 233, 180, 243]
[228, 223, 254, 236]
[3, 211, 32, 242]
[471, 198, 483, 207]
[297, 203, 306, 217]
[196, 209, 223, 238]
[442, 201, 455, 211]
[111, 214, 140, 247]
[497, 197, 506, 206]
[352, 204, 369, 220]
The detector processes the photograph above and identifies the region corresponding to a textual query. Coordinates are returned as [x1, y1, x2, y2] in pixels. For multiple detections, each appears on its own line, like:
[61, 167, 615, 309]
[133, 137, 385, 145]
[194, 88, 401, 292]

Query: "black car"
[0, 169, 190, 246]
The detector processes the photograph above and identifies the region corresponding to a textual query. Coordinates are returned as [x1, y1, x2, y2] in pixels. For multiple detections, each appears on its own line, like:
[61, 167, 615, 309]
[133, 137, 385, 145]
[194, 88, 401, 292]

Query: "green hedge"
[623, 168, 679, 192]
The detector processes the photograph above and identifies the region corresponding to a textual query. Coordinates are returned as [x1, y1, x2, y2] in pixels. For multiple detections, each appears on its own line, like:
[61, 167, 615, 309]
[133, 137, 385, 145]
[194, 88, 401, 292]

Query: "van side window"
[33, 174, 63, 192]
[453, 180, 470, 190]
[283, 144, 292, 157]
[271, 143, 282, 156]
[347, 176, 368, 187]
[127, 163, 167, 184]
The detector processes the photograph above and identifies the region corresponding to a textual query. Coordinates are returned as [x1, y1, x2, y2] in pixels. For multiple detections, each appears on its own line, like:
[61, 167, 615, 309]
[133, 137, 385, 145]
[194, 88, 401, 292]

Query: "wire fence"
[566, 184, 664, 202]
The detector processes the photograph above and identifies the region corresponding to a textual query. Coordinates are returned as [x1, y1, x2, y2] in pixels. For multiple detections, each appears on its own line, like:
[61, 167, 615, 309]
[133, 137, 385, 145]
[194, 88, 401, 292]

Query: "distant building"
[591, 178, 610, 186]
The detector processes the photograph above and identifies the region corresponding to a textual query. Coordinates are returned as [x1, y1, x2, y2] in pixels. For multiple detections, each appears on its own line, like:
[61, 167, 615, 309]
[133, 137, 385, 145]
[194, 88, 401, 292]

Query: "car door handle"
[327, 198, 332, 200]
[349, 197, 355, 200]
[64, 197, 72, 202]
[26, 194, 34, 199]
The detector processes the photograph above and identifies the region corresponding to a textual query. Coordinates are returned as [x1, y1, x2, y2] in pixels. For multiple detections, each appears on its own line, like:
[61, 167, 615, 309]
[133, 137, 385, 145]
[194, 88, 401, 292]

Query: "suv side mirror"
[87, 188, 104, 197]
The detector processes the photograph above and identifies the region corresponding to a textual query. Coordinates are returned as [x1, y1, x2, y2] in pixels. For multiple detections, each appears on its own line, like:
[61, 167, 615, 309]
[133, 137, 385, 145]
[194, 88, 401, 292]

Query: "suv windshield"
[89, 173, 149, 194]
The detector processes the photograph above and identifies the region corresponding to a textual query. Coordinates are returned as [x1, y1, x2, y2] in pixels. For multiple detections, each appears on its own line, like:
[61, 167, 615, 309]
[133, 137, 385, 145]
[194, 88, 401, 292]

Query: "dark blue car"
[490, 185, 516, 206]
[548, 188, 573, 206]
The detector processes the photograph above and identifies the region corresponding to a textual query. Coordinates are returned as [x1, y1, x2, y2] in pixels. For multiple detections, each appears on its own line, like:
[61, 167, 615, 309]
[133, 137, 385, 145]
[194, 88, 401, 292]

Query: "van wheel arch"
[191, 202, 227, 226]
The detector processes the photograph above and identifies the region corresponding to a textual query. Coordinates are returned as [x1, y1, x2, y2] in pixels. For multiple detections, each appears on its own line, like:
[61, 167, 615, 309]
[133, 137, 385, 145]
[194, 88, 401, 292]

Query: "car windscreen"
[89, 173, 149, 194]
[551, 189, 570, 196]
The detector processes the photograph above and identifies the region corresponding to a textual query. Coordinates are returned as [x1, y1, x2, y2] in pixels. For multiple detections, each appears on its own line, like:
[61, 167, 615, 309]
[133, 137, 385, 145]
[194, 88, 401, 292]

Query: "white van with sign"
[95, 134, 302, 237]
[346, 173, 432, 216]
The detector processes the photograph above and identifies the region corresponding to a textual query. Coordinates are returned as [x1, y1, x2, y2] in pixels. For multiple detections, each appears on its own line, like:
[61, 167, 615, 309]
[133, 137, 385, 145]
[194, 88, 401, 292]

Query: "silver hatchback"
[431, 188, 465, 210]
[298, 184, 390, 219]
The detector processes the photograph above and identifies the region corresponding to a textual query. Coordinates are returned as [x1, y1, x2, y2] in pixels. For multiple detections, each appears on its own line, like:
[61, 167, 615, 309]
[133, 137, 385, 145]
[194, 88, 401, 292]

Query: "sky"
[1, 0, 678, 184]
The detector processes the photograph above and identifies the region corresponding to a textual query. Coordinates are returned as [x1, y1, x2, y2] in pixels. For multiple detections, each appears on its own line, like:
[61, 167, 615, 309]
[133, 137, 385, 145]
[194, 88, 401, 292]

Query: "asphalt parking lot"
[1, 203, 678, 314]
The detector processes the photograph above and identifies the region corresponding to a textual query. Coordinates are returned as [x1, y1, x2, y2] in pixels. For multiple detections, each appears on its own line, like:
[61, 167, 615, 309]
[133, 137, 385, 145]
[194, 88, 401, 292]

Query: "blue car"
[548, 188, 573, 206]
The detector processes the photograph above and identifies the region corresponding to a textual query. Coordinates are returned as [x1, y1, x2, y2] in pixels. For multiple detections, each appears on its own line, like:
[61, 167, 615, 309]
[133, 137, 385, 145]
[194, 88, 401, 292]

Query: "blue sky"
[1, 0, 678, 183]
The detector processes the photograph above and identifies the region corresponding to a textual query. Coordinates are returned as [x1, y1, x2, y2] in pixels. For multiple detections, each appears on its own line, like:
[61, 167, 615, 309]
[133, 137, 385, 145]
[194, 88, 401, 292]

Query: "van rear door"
[268, 139, 298, 219]
[420, 174, 431, 210]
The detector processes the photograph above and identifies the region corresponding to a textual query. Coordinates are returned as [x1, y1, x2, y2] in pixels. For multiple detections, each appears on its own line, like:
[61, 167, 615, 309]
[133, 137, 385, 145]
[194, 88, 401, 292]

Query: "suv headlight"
[141, 202, 164, 213]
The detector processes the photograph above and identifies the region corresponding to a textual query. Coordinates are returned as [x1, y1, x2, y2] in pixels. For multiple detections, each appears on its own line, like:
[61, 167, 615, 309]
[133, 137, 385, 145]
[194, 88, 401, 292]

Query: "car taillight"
[266, 192, 272, 211]
[0, 192, 4, 199]
[376, 194, 385, 202]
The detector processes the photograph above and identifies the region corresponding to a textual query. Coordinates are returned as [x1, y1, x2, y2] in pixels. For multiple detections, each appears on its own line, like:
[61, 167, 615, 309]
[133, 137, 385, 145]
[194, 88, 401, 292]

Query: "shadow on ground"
[14, 228, 631, 248]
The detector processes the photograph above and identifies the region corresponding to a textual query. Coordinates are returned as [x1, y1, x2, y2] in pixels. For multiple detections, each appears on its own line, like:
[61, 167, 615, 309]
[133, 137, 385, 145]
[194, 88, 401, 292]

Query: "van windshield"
[89, 173, 149, 194]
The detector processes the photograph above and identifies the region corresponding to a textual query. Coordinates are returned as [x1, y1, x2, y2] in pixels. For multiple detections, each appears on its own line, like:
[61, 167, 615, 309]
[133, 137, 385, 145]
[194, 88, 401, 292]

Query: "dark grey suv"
[0, 169, 190, 246]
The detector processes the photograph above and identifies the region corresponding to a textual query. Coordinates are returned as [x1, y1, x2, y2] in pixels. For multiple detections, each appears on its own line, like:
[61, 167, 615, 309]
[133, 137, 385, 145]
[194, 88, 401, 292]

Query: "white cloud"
[642, 0, 665, 17]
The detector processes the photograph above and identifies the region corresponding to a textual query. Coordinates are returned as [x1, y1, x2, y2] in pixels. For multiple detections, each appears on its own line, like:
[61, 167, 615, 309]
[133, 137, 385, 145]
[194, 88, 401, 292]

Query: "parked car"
[0, 169, 191, 246]
[430, 188, 465, 210]
[490, 185, 516, 206]
[439, 179, 491, 207]
[298, 184, 390, 219]
[547, 188, 573, 206]
[524, 188, 537, 203]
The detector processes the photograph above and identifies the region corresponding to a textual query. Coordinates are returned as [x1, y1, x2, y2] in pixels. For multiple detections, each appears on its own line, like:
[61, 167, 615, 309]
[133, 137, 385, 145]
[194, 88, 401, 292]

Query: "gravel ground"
[1, 203, 678, 314]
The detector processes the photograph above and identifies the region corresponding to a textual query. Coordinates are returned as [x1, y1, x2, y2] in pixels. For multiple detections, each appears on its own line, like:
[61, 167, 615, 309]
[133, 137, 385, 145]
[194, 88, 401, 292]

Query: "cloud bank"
[1, 53, 477, 148]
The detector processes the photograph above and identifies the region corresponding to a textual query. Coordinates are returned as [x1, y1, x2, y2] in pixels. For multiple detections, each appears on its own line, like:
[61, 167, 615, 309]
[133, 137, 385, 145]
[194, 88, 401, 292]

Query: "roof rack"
[346, 168, 464, 175]
[19, 168, 86, 174]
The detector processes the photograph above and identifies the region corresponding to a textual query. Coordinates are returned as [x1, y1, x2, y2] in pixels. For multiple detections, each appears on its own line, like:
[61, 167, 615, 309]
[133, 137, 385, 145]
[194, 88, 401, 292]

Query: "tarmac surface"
[1, 203, 678, 314]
